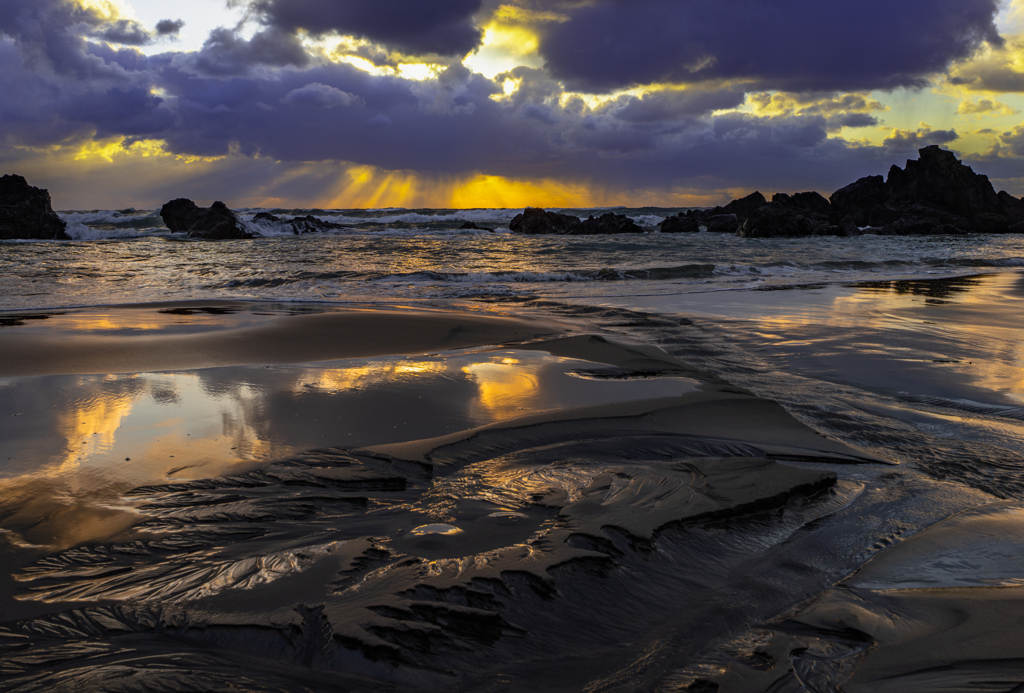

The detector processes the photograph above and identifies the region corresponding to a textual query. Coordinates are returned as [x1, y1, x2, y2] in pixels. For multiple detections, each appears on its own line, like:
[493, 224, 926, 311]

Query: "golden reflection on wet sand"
[0, 346, 697, 550]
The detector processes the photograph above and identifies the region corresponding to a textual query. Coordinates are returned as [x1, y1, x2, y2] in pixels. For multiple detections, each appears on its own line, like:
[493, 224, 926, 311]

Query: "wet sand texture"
[0, 302, 926, 692]
[0, 305, 569, 377]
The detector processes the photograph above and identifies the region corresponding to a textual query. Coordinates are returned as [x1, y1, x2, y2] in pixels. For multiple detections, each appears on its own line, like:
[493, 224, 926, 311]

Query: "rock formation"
[705, 214, 740, 234]
[829, 146, 1024, 234]
[0, 175, 69, 240]
[160, 199, 253, 240]
[704, 146, 1024, 237]
[659, 215, 702, 233]
[251, 212, 345, 235]
[509, 208, 644, 235]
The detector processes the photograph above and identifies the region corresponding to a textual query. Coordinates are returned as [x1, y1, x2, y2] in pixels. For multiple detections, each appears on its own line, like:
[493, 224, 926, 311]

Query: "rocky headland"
[0, 174, 69, 240]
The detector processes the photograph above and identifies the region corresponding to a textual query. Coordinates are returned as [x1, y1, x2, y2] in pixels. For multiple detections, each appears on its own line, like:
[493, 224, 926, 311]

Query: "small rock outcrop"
[160, 199, 253, 240]
[576, 212, 644, 234]
[509, 208, 644, 235]
[829, 146, 1024, 234]
[509, 207, 582, 234]
[0, 174, 69, 240]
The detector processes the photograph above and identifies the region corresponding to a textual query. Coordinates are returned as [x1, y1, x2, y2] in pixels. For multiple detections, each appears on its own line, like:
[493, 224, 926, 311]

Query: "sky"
[3, 0, 1024, 209]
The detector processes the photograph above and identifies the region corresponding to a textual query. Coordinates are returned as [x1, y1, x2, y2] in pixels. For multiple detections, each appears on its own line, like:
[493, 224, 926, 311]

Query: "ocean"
[3, 207, 1024, 691]
[3, 206, 1024, 309]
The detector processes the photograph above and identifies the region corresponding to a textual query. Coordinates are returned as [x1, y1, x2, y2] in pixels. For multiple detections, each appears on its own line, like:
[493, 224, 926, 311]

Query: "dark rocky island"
[0, 175, 69, 240]
[657, 146, 1024, 238]
[159, 199, 253, 240]
[509, 207, 644, 235]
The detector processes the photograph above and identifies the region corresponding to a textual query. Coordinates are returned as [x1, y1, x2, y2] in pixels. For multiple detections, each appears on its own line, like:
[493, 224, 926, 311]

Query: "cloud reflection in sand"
[0, 348, 697, 549]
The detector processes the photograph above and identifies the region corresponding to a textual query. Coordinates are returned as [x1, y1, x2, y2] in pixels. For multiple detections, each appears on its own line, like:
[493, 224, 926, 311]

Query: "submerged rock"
[160, 199, 252, 240]
[0, 174, 69, 240]
[509, 208, 644, 235]
[459, 221, 494, 232]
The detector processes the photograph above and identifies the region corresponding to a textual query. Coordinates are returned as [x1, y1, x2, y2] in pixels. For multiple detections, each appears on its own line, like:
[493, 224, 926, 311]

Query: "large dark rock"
[711, 191, 767, 225]
[998, 191, 1024, 222]
[509, 207, 582, 234]
[705, 214, 740, 234]
[160, 199, 253, 239]
[772, 191, 833, 220]
[830, 175, 885, 227]
[830, 146, 1024, 234]
[885, 146, 1000, 221]
[0, 174, 69, 240]
[575, 212, 644, 235]
[971, 212, 1011, 234]
[659, 215, 701, 233]
[739, 203, 838, 238]
[509, 208, 644, 235]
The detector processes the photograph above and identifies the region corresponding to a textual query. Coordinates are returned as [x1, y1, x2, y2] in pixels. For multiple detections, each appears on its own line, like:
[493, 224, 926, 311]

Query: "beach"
[2, 219, 1024, 691]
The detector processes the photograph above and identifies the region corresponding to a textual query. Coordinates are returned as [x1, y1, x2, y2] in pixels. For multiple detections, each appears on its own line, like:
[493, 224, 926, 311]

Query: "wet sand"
[0, 295, 1022, 691]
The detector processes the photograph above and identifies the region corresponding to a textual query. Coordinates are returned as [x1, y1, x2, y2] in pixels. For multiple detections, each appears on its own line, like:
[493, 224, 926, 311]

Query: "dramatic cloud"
[537, 0, 1003, 92]
[155, 19, 185, 37]
[957, 98, 1021, 116]
[246, 0, 486, 57]
[94, 19, 152, 46]
[283, 82, 363, 108]
[949, 34, 1024, 92]
[2, 0, 1023, 206]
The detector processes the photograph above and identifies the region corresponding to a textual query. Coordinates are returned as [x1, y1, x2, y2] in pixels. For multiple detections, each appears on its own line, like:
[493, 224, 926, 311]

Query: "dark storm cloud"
[829, 113, 878, 129]
[180, 27, 310, 77]
[156, 19, 185, 37]
[2, 0, 1020, 204]
[95, 19, 152, 46]
[245, 0, 486, 57]
[537, 0, 1003, 92]
[607, 88, 747, 123]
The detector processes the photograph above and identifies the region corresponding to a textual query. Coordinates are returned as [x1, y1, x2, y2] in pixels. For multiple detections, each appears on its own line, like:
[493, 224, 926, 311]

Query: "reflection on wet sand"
[589, 272, 1024, 408]
[6, 297, 1023, 691]
[0, 347, 697, 550]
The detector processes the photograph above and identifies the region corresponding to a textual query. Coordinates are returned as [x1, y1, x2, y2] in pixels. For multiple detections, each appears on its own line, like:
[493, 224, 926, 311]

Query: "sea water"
[2, 207, 1023, 310]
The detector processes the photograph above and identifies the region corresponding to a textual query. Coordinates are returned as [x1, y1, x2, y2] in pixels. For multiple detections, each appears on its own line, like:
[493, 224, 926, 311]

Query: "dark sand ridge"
[682, 501, 1024, 692]
[0, 301, 572, 377]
